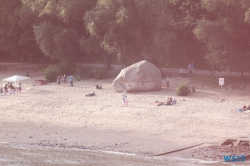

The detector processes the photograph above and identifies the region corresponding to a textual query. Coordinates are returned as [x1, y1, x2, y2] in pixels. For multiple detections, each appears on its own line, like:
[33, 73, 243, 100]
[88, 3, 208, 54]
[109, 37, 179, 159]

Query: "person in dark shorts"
[69, 76, 73, 87]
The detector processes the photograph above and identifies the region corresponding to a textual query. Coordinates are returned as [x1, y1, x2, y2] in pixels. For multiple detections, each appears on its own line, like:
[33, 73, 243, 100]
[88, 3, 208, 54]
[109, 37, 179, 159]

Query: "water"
[0, 142, 248, 166]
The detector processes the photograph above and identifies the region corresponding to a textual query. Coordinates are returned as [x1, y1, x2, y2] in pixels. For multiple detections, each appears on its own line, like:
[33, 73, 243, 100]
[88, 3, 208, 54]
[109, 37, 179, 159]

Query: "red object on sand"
[34, 80, 47, 86]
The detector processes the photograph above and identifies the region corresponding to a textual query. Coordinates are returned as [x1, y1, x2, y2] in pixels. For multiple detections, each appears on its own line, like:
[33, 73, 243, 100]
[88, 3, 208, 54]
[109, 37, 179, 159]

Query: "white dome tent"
[3, 75, 30, 86]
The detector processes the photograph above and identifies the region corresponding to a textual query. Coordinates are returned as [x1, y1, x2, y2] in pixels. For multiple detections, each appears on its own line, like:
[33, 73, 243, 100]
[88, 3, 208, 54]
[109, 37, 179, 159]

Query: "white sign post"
[219, 78, 224, 91]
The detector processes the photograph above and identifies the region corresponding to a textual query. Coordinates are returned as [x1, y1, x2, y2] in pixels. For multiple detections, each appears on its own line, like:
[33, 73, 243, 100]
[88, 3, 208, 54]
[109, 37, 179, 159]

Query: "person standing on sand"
[57, 76, 61, 85]
[69, 76, 73, 87]
[4, 84, 7, 94]
[122, 91, 128, 106]
[166, 76, 170, 89]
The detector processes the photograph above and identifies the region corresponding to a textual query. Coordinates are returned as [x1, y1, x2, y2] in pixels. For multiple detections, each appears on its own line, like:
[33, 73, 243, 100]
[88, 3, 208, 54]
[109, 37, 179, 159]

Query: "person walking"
[69, 76, 73, 87]
[166, 76, 170, 89]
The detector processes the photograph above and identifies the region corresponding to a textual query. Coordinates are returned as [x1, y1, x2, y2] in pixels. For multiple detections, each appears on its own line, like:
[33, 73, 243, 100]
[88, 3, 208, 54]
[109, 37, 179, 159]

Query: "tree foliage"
[1, 0, 250, 75]
[22, 0, 97, 63]
[84, 0, 176, 66]
[193, 0, 250, 76]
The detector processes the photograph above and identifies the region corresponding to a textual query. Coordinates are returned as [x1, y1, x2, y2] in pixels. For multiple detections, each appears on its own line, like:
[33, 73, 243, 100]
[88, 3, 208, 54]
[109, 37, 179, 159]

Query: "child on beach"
[122, 91, 128, 106]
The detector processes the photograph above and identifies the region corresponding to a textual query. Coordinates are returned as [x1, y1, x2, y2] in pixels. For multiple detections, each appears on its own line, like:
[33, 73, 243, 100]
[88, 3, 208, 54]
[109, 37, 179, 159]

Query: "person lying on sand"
[243, 105, 247, 111]
[85, 92, 96, 97]
[95, 84, 102, 89]
[154, 101, 164, 106]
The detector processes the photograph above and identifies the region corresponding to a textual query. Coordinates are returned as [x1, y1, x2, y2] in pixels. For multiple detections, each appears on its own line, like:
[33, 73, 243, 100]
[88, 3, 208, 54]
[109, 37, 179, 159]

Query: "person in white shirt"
[166, 76, 170, 89]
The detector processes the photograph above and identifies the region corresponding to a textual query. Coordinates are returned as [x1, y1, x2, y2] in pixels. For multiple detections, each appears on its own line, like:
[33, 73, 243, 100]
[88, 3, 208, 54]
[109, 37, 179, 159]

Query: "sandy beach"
[1, 65, 250, 163]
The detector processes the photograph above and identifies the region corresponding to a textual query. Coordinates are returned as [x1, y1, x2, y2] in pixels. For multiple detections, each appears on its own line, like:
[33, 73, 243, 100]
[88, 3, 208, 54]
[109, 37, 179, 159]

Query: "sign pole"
[219, 78, 224, 92]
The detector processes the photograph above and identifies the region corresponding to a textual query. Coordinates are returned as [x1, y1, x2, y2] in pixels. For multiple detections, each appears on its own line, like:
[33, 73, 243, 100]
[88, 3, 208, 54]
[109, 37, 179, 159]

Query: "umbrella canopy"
[3, 75, 30, 86]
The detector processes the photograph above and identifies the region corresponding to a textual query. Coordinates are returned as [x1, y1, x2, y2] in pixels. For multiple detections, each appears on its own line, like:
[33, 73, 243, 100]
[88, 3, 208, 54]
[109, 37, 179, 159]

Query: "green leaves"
[193, 0, 250, 74]
[84, 0, 176, 66]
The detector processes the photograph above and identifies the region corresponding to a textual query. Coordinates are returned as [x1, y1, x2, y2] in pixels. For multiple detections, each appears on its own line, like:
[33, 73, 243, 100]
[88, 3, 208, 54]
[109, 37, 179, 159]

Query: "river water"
[0, 143, 248, 166]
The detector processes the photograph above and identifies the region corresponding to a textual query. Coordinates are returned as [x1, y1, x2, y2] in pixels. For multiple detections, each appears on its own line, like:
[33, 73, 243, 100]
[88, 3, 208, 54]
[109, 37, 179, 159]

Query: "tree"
[193, 0, 250, 77]
[0, 0, 42, 62]
[22, 0, 97, 64]
[168, 0, 212, 68]
[84, 0, 176, 67]
[0, 0, 22, 59]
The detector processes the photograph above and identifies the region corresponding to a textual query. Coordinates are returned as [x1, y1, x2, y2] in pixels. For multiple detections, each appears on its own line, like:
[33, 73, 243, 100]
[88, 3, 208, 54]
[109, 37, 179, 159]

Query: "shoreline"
[0, 142, 232, 166]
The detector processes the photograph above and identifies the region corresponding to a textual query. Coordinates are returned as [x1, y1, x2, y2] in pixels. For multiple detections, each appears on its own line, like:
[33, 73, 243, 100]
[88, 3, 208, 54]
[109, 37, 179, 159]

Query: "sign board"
[219, 78, 224, 86]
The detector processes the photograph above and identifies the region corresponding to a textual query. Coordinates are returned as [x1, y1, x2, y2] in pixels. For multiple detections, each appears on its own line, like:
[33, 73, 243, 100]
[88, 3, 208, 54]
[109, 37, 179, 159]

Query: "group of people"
[57, 74, 74, 87]
[155, 97, 177, 106]
[180, 61, 194, 77]
[239, 105, 250, 112]
[0, 82, 21, 95]
[166, 97, 177, 105]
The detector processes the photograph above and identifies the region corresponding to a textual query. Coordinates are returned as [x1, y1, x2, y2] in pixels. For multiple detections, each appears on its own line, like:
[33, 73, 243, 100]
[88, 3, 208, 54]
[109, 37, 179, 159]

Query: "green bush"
[176, 83, 190, 96]
[44, 66, 61, 82]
